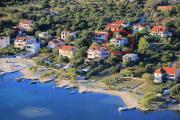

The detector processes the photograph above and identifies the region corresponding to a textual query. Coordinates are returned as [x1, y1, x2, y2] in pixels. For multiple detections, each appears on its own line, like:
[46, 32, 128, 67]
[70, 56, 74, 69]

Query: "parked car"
[64, 64, 73, 70]
[44, 60, 51, 65]
[77, 76, 88, 80]
[81, 67, 91, 72]
[55, 64, 63, 69]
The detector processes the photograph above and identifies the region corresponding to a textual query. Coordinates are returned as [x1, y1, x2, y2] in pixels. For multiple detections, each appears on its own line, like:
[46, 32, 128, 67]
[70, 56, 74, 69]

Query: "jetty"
[118, 106, 136, 111]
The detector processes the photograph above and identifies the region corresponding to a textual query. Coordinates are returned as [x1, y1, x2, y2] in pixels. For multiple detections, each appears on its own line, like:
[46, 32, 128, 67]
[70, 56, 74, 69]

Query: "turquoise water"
[0, 72, 180, 120]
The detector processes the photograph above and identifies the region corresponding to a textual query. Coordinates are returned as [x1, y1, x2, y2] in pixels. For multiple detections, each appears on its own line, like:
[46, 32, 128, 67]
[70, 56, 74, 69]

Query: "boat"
[69, 91, 75, 94]
[118, 106, 128, 111]
[65, 86, 72, 89]
[15, 77, 24, 82]
[30, 81, 37, 84]
[78, 89, 88, 93]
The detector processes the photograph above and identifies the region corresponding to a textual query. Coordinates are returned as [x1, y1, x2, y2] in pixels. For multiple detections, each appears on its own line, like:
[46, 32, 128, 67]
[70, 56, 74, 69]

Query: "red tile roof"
[106, 20, 126, 29]
[16, 36, 27, 41]
[151, 26, 167, 33]
[89, 44, 108, 51]
[16, 36, 33, 41]
[20, 19, 33, 25]
[155, 67, 178, 75]
[157, 6, 174, 11]
[59, 45, 76, 51]
[49, 39, 64, 44]
[95, 31, 108, 35]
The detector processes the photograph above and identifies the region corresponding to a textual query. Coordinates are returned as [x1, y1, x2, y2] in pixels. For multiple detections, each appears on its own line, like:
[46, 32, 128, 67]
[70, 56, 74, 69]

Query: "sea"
[0, 72, 180, 120]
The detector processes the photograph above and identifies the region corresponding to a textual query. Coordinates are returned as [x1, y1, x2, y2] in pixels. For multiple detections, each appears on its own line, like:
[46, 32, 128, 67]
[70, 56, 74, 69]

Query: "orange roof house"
[154, 67, 180, 83]
[150, 26, 172, 37]
[20, 19, 33, 25]
[106, 20, 130, 32]
[19, 19, 33, 31]
[151, 26, 167, 33]
[155, 67, 177, 75]
[59, 45, 77, 58]
[157, 6, 174, 12]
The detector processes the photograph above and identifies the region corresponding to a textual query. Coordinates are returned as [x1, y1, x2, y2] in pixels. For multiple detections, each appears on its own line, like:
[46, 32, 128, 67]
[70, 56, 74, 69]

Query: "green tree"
[138, 37, 149, 53]
[140, 91, 160, 108]
[4, 28, 15, 38]
[73, 47, 87, 61]
[161, 51, 175, 63]
[110, 66, 119, 74]
[120, 69, 133, 77]
[170, 84, 180, 100]
[40, 47, 51, 54]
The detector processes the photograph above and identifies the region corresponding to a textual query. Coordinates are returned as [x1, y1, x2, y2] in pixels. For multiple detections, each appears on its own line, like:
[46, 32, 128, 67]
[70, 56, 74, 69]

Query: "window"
[169, 75, 175, 77]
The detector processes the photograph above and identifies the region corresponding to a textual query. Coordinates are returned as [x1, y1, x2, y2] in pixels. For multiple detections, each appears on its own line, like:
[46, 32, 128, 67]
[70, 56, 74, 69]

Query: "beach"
[0, 58, 138, 108]
[0, 58, 180, 111]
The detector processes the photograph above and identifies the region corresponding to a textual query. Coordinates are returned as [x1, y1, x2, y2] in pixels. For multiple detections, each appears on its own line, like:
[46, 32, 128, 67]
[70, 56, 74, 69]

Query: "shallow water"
[0, 72, 180, 120]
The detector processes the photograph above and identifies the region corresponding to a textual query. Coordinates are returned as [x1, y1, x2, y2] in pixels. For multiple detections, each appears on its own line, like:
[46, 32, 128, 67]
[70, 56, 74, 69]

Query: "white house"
[47, 39, 64, 49]
[110, 36, 128, 47]
[38, 32, 51, 39]
[94, 31, 108, 43]
[14, 36, 40, 53]
[0, 36, 10, 49]
[122, 53, 139, 63]
[26, 40, 40, 53]
[87, 44, 110, 60]
[59, 45, 77, 58]
[133, 24, 150, 33]
[154, 67, 180, 83]
[61, 30, 77, 40]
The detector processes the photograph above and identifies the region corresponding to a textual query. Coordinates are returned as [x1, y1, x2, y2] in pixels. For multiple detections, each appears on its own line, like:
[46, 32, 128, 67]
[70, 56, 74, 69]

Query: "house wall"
[123, 54, 139, 62]
[154, 73, 163, 83]
[87, 49, 110, 60]
[94, 34, 106, 43]
[175, 70, 180, 81]
[0, 37, 10, 48]
[14, 40, 26, 49]
[59, 50, 75, 58]
[61, 31, 77, 40]
[26, 42, 40, 53]
[19, 23, 33, 31]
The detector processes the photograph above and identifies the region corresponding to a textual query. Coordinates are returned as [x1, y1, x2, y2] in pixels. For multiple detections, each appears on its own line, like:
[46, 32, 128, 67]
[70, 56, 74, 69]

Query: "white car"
[81, 67, 91, 72]
[55, 64, 63, 69]
[64, 64, 73, 69]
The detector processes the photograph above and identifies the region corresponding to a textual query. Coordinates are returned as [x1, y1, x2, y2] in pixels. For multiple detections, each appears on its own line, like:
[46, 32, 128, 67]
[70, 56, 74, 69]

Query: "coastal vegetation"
[0, 45, 23, 57]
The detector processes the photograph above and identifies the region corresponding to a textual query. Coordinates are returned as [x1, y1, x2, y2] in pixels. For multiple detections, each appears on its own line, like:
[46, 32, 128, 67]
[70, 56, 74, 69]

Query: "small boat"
[30, 81, 37, 84]
[118, 106, 128, 111]
[15, 77, 24, 82]
[65, 86, 72, 89]
[78, 89, 87, 93]
[69, 91, 75, 94]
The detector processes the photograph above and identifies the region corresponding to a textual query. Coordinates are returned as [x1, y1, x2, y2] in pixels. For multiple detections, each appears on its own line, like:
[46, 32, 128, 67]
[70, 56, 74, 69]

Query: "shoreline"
[78, 85, 138, 108]
[0, 58, 180, 112]
[55, 80, 137, 108]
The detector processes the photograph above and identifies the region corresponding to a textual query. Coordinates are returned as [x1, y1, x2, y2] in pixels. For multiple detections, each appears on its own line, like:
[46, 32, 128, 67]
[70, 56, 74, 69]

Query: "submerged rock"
[18, 107, 53, 118]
